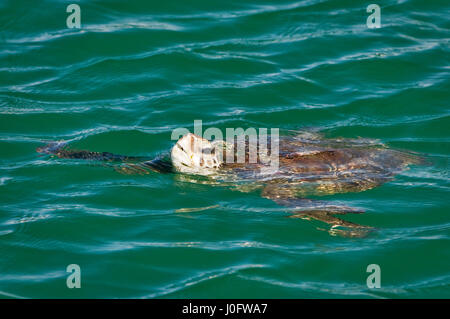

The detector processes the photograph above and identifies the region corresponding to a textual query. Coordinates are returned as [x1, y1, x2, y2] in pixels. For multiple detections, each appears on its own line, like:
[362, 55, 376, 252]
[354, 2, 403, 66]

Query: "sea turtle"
[37, 131, 424, 237]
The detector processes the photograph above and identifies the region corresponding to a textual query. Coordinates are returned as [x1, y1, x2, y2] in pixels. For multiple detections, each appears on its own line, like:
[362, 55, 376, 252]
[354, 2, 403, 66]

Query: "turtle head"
[171, 133, 221, 174]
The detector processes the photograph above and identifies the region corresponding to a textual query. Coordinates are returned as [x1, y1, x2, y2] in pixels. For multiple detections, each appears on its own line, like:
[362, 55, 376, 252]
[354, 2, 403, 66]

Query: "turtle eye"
[176, 143, 187, 154]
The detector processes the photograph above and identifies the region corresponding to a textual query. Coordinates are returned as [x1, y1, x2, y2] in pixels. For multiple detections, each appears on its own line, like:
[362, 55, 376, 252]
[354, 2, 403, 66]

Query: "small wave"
[139, 264, 268, 298]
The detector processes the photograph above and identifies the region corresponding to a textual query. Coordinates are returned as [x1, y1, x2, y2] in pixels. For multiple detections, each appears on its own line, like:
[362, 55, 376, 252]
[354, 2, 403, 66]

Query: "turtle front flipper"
[114, 163, 150, 175]
[113, 157, 174, 175]
[261, 184, 373, 238]
[37, 140, 173, 175]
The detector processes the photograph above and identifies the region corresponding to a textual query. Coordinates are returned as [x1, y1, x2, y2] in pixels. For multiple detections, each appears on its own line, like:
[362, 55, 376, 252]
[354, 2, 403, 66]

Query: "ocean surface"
[1, 0, 449, 298]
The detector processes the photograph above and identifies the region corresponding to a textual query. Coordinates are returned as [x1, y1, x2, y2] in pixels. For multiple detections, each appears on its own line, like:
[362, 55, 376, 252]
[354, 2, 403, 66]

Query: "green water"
[1, 0, 449, 299]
